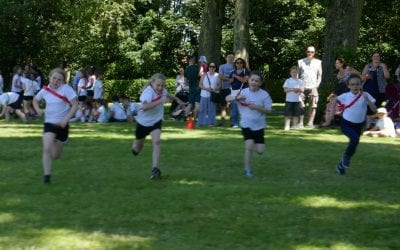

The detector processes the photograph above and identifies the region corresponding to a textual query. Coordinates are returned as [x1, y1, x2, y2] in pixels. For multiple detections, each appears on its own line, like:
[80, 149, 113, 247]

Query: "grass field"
[0, 105, 399, 250]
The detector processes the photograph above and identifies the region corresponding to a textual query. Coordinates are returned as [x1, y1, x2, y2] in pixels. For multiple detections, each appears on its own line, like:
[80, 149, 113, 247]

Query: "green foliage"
[103, 78, 176, 101]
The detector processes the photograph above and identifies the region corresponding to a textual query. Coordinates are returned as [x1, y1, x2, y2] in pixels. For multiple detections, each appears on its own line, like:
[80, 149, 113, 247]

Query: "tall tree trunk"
[233, 0, 249, 66]
[198, 0, 226, 65]
[322, 0, 364, 84]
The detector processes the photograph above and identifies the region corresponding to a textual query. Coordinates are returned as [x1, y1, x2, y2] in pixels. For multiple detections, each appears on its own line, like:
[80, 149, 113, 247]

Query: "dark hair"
[336, 58, 347, 69]
[346, 73, 361, 85]
[234, 58, 247, 69]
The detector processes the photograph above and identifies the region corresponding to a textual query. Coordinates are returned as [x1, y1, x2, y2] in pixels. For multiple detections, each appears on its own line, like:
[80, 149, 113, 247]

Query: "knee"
[153, 139, 161, 147]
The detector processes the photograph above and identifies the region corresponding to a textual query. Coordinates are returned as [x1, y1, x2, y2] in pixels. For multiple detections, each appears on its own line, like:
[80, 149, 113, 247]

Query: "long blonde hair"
[142, 73, 166, 92]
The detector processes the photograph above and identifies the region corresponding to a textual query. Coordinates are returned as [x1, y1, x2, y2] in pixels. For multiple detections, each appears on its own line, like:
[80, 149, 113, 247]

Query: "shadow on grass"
[0, 121, 399, 249]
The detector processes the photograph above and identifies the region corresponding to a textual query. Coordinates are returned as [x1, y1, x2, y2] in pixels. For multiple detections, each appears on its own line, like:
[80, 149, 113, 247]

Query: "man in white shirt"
[298, 46, 322, 128]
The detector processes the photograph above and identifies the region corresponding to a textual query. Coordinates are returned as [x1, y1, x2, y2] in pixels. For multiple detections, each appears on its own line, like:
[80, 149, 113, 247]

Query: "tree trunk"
[233, 0, 249, 67]
[198, 0, 226, 65]
[322, 0, 364, 84]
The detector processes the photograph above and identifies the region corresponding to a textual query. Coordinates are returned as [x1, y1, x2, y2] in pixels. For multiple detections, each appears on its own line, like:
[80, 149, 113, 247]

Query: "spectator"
[283, 66, 304, 130]
[184, 57, 201, 122]
[363, 107, 396, 138]
[218, 52, 235, 126]
[198, 62, 220, 126]
[298, 46, 322, 128]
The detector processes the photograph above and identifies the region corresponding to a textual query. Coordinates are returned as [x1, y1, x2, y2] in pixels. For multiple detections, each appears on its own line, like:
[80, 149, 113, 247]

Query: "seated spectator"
[321, 93, 341, 127]
[363, 107, 396, 137]
[109, 95, 128, 122]
[92, 99, 108, 123]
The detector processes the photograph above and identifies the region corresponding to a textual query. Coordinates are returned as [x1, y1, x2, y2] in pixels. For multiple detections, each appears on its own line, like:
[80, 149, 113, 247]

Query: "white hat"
[377, 107, 387, 114]
[199, 56, 207, 63]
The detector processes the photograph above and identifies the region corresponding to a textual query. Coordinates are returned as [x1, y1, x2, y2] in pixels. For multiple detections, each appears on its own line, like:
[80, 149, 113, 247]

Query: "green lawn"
[0, 105, 399, 250]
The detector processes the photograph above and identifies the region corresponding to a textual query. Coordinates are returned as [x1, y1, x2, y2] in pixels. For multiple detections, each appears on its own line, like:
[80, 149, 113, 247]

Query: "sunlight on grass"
[299, 196, 400, 210]
[175, 179, 205, 186]
[0, 213, 15, 224]
[31, 229, 153, 249]
[295, 242, 366, 250]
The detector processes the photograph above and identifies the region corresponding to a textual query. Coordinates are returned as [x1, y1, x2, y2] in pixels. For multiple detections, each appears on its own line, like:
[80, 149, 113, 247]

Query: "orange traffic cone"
[186, 115, 194, 129]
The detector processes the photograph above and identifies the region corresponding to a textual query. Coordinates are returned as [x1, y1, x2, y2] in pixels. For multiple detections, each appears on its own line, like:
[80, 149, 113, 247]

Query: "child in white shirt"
[283, 66, 304, 130]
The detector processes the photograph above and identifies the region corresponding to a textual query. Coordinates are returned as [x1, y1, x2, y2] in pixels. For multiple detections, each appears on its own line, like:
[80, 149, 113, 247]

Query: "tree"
[233, 0, 249, 65]
[321, 0, 364, 84]
[198, 0, 226, 65]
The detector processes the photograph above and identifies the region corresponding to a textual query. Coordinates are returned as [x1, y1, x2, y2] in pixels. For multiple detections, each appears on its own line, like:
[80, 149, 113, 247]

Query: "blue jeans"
[230, 101, 239, 126]
[340, 119, 364, 158]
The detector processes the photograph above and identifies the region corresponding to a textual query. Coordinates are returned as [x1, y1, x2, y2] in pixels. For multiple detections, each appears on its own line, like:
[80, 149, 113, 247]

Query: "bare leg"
[308, 108, 316, 126]
[284, 117, 291, 130]
[150, 129, 161, 168]
[42, 133, 58, 175]
[15, 109, 27, 123]
[132, 138, 145, 155]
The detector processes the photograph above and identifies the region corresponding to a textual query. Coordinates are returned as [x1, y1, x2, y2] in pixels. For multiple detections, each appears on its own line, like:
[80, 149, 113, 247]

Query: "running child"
[335, 74, 376, 175]
[33, 68, 78, 184]
[131, 73, 185, 179]
[226, 71, 273, 177]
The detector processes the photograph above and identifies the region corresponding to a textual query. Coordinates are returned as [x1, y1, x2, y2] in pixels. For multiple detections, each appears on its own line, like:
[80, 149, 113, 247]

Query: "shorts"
[8, 100, 22, 110]
[23, 96, 34, 101]
[241, 127, 265, 144]
[44, 123, 69, 142]
[87, 90, 94, 97]
[188, 90, 200, 104]
[303, 88, 319, 109]
[284, 101, 300, 117]
[78, 96, 87, 102]
[135, 120, 162, 139]
[219, 88, 231, 106]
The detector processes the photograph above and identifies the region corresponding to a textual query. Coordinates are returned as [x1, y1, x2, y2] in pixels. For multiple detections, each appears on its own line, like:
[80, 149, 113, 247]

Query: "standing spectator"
[77, 70, 88, 103]
[361, 51, 390, 127]
[131, 73, 185, 180]
[298, 46, 322, 128]
[283, 66, 304, 130]
[184, 57, 201, 122]
[226, 71, 273, 177]
[218, 52, 235, 126]
[32, 68, 78, 184]
[11, 66, 24, 107]
[335, 74, 376, 175]
[198, 62, 220, 126]
[229, 58, 250, 128]
[21, 73, 38, 118]
[93, 71, 103, 101]
[72, 70, 82, 92]
[86, 66, 96, 103]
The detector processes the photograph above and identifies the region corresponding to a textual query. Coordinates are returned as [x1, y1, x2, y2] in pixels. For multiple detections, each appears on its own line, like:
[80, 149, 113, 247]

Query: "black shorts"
[23, 96, 34, 101]
[8, 100, 22, 110]
[135, 120, 162, 139]
[44, 123, 69, 142]
[78, 96, 87, 102]
[219, 88, 231, 106]
[87, 90, 94, 97]
[284, 101, 300, 117]
[241, 127, 265, 144]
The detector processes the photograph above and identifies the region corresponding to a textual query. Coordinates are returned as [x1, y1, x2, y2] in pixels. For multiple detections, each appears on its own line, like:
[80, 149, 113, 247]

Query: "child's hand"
[236, 95, 246, 102]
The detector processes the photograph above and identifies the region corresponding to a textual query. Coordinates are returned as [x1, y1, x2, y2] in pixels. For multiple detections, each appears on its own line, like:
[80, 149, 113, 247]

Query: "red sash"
[337, 91, 363, 112]
[236, 83, 250, 107]
[43, 86, 71, 105]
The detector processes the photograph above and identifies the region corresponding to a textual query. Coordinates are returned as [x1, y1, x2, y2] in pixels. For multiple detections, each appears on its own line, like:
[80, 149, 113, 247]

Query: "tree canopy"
[0, 0, 399, 87]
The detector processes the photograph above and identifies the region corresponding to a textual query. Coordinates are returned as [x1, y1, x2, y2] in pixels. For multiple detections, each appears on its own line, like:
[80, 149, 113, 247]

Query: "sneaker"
[243, 169, 253, 177]
[284, 126, 290, 131]
[342, 155, 350, 168]
[232, 125, 239, 128]
[306, 124, 315, 129]
[297, 124, 304, 129]
[132, 149, 139, 156]
[336, 162, 345, 175]
[43, 175, 51, 184]
[150, 167, 162, 180]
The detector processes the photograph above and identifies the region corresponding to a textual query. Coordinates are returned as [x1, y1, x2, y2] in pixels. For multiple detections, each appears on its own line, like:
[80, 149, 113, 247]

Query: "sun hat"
[199, 56, 207, 63]
[377, 107, 387, 114]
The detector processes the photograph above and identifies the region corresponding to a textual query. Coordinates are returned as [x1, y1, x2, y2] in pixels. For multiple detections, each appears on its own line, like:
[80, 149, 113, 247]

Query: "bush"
[103, 78, 176, 101]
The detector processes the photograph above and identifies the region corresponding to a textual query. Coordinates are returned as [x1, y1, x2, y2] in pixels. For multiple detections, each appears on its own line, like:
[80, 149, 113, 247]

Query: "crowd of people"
[1, 48, 400, 181]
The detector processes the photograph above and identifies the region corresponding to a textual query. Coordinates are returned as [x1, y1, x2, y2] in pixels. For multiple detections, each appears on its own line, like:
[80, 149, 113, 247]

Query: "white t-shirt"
[135, 86, 168, 126]
[77, 78, 87, 96]
[298, 58, 322, 89]
[93, 80, 103, 99]
[35, 84, 77, 124]
[21, 77, 37, 96]
[338, 91, 376, 123]
[97, 105, 108, 123]
[238, 88, 273, 130]
[128, 102, 141, 116]
[110, 102, 127, 120]
[376, 117, 396, 137]
[201, 72, 219, 98]
[11, 74, 22, 92]
[0, 92, 19, 105]
[283, 77, 304, 102]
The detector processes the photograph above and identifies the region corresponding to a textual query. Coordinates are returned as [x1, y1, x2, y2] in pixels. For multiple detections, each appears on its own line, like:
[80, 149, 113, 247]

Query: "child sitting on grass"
[363, 107, 396, 138]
